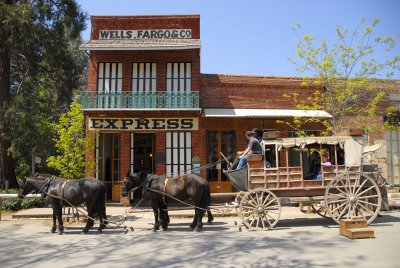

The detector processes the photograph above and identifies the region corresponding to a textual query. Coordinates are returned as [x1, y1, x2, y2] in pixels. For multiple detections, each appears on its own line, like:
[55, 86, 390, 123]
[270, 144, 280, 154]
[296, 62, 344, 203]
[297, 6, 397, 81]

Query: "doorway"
[133, 133, 155, 174]
[97, 133, 120, 202]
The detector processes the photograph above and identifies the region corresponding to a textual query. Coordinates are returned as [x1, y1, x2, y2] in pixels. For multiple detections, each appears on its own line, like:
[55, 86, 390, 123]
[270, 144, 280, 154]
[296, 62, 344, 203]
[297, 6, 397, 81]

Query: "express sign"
[99, 29, 192, 40]
[89, 118, 198, 131]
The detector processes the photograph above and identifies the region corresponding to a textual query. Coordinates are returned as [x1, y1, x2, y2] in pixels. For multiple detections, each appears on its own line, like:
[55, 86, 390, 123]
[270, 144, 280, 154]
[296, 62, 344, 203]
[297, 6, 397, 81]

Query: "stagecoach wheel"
[234, 191, 246, 215]
[238, 189, 281, 230]
[325, 171, 382, 224]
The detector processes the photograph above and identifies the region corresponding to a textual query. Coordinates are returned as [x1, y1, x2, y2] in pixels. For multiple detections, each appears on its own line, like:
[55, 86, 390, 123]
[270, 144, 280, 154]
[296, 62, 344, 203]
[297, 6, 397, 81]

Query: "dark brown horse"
[122, 171, 213, 232]
[18, 176, 107, 234]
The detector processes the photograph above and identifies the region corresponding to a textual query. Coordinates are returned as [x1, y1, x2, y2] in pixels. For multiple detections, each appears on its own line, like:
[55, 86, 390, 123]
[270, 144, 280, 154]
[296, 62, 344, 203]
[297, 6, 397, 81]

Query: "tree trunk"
[0, 0, 18, 189]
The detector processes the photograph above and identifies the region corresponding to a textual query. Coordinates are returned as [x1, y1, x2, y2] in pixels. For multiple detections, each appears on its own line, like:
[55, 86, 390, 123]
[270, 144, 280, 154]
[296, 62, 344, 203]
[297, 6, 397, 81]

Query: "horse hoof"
[50, 229, 56, 234]
[194, 227, 202, 232]
[82, 229, 89, 234]
[129, 227, 134, 232]
[207, 221, 213, 224]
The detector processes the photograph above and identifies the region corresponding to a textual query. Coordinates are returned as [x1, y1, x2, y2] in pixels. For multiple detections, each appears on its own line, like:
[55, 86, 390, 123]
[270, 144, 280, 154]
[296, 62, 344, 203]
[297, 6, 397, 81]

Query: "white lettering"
[99, 29, 193, 40]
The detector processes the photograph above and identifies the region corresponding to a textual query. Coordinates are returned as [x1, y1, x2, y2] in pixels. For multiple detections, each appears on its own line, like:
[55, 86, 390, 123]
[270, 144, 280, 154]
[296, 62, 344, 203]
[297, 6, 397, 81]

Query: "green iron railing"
[79, 91, 200, 109]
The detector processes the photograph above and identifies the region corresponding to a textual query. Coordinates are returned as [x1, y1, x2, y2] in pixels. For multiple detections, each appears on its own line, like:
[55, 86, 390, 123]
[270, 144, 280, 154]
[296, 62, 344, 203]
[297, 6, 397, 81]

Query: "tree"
[47, 97, 92, 179]
[285, 18, 400, 135]
[0, 0, 86, 187]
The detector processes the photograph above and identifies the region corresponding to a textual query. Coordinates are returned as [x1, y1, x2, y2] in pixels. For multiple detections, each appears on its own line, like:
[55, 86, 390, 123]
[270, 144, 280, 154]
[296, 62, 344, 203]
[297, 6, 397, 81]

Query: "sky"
[76, 0, 400, 78]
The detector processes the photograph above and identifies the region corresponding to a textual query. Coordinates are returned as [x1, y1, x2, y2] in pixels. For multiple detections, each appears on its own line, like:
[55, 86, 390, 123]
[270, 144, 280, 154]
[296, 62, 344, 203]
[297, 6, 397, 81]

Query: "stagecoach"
[222, 130, 386, 230]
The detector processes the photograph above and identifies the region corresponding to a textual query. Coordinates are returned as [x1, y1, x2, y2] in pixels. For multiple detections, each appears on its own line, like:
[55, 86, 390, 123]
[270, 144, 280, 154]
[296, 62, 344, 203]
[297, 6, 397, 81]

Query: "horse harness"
[60, 180, 70, 205]
[163, 178, 169, 205]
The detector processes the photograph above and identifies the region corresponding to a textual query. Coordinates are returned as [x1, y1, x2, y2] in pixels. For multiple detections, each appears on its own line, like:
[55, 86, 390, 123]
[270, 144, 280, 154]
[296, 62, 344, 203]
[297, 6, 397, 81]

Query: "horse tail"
[202, 181, 214, 223]
[96, 182, 107, 224]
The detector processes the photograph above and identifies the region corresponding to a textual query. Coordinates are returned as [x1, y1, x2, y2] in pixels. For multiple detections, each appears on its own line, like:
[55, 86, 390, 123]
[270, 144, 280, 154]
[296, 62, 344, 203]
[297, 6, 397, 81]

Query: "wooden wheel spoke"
[332, 186, 350, 197]
[248, 194, 259, 206]
[265, 205, 280, 211]
[354, 178, 369, 195]
[357, 194, 379, 200]
[356, 186, 377, 198]
[357, 202, 375, 216]
[337, 203, 351, 219]
[262, 193, 272, 206]
[331, 200, 349, 213]
[352, 176, 361, 194]
[357, 199, 378, 209]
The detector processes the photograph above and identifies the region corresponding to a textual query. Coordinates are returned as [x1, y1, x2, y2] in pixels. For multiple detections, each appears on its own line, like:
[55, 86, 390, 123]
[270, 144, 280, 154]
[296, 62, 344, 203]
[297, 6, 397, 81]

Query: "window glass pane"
[145, 63, 151, 79]
[186, 63, 191, 78]
[166, 149, 171, 164]
[98, 79, 103, 92]
[152, 63, 157, 78]
[166, 165, 171, 176]
[186, 79, 191, 92]
[166, 132, 171, 147]
[180, 132, 185, 147]
[105, 63, 110, 78]
[186, 148, 191, 162]
[186, 132, 191, 147]
[133, 63, 138, 78]
[173, 149, 178, 164]
[173, 133, 178, 147]
[104, 79, 110, 92]
[99, 63, 104, 78]
[111, 63, 117, 78]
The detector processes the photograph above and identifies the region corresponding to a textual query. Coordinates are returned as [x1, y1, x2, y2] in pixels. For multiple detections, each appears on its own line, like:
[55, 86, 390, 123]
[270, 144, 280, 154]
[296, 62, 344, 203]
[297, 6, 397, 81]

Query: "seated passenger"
[316, 152, 331, 180]
[235, 131, 262, 170]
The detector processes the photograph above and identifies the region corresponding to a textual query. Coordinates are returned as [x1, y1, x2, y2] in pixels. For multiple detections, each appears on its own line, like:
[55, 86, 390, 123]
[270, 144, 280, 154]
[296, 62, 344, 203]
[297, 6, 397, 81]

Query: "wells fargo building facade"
[79, 15, 396, 203]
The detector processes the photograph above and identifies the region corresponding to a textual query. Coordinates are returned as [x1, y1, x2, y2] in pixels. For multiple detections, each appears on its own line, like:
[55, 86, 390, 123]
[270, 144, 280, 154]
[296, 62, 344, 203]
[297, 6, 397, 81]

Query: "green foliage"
[0, 189, 45, 211]
[0, 1, 87, 180]
[47, 97, 91, 179]
[286, 18, 400, 134]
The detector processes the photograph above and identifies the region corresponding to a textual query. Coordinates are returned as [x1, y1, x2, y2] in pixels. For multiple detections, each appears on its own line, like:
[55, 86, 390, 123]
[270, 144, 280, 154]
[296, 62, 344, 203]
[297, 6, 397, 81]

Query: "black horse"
[122, 171, 213, 232]
[18, 176, 107, 234]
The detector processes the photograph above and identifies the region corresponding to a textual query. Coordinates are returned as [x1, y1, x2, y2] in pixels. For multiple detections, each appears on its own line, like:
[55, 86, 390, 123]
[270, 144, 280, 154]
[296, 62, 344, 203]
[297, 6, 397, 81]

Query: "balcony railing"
[79, 91, 200, 109]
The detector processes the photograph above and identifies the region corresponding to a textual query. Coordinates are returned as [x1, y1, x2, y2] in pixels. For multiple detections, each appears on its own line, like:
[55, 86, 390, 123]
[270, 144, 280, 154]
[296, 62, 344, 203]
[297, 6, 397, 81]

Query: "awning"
[203, 109, 333, 118]
[79, 39, 201, 51]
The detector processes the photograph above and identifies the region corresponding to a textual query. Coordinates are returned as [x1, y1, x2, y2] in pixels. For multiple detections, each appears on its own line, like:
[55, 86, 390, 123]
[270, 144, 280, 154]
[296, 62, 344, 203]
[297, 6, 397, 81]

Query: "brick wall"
[200, 74, 320, 109]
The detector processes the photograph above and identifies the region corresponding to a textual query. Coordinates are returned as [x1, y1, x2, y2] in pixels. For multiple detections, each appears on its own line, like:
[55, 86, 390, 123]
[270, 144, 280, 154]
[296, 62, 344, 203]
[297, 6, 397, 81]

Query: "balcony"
[79, 91, 200, 110]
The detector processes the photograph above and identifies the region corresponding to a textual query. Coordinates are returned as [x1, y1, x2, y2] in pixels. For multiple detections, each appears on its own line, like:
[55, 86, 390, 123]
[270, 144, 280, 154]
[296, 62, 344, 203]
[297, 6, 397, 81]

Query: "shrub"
[0, 189, 45, 211]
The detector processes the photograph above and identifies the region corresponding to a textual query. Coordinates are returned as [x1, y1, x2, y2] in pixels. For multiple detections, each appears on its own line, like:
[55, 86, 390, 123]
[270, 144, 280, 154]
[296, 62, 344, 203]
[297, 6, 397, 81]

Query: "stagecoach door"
[206, 131, 235, 196]
[96, 133, 121, 202]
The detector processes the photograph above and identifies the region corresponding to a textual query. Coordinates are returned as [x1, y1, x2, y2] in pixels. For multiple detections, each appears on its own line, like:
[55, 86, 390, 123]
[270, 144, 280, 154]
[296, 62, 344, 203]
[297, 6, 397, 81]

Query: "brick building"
[79, 15, 398, 203]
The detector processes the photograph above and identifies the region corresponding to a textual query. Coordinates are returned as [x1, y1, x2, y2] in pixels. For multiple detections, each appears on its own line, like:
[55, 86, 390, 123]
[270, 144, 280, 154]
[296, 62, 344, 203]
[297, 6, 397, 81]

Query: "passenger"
[316, 152, 332, 180]
[235, 131, 262, 170]
[309, 151, 321, 180]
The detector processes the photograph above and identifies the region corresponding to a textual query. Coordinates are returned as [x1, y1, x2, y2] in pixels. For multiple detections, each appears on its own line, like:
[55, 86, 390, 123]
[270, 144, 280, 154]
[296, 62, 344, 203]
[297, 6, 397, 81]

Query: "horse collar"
[163, 178, 169, 205]
[61, 180, 70, 199]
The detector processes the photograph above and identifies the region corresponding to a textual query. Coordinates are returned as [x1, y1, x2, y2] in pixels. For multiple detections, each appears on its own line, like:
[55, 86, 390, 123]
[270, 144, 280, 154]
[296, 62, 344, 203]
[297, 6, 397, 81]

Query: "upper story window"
[97, 63, 122, 93]
[166, 63, 191, 92]
[132, 63, 157, 92]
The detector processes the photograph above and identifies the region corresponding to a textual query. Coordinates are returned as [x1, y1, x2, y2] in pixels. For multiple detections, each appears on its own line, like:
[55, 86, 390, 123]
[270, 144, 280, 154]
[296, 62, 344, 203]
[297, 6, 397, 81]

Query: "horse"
[18, 176, 107, 234]
[122, 171, 213, 232]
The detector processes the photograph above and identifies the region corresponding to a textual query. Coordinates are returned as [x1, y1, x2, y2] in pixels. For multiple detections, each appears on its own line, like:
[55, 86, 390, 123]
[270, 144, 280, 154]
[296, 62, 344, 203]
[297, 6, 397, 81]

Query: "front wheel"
[238, 189, 281, 230]
[325, 172, 382, 224]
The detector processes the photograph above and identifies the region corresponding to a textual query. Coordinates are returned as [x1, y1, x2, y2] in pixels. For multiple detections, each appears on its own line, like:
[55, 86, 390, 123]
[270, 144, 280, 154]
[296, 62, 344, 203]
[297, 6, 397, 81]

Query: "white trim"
[203, 108, 333, 118]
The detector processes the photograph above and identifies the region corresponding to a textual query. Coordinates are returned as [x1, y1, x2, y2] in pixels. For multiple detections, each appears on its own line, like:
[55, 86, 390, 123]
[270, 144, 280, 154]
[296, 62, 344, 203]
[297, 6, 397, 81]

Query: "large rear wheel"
[325, 172, 382, 224]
